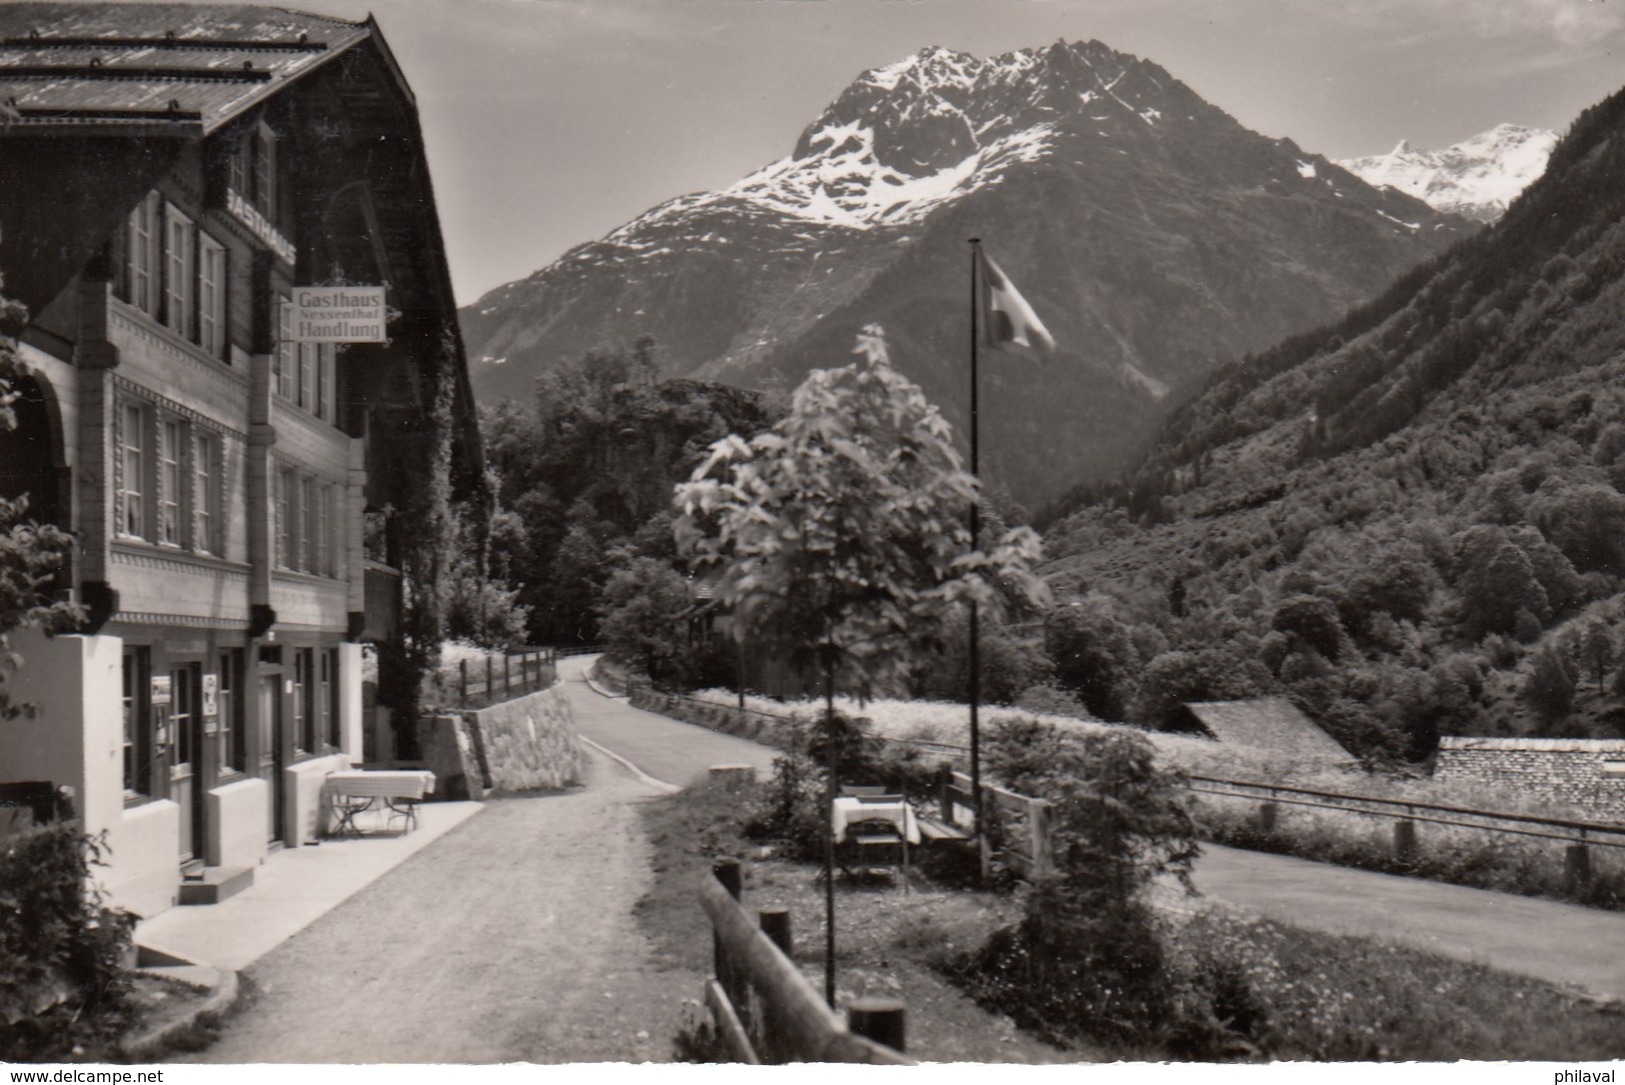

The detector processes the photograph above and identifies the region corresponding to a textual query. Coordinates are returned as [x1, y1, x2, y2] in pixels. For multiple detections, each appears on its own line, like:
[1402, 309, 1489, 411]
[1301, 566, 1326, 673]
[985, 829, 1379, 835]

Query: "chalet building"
[0, 4, 482, 917]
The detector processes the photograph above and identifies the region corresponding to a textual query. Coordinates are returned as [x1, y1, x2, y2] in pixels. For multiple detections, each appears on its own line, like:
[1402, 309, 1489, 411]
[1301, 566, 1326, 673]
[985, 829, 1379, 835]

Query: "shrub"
[0, 825, 135, 1061]
[951, 726, 1212, 1051]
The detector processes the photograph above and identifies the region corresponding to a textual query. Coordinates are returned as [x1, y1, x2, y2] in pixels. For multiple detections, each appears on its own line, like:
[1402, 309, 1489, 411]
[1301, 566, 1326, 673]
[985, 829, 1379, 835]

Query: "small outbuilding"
[1175, 697, 1358, 769]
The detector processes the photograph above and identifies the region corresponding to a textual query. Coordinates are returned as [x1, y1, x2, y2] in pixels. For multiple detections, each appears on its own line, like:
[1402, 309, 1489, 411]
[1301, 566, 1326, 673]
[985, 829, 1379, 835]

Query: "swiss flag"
[979, 249, 1055, 355]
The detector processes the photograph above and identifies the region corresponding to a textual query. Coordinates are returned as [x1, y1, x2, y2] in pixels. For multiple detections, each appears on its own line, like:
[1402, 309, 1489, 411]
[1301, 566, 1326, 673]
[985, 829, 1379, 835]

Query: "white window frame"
[253, 124, 278, 221]
[275, 467, 293, 569]
[318, 346, 336, 422]
[298, 475, 314, 572]
[120, 402, 147, 538]
[157, 417, 182, 545]
[191, 429, 215, 554]
[297, 342, 316, 412]
[164, 204, 197, 340]
[199, 235, 227, 359]
[127, 192, 161, 318]
[275, 296, 295, 401]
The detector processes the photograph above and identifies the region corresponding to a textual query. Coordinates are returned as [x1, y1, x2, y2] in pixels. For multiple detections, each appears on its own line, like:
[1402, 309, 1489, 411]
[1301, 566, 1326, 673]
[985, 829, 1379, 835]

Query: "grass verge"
[635, 772, 1625, 1062]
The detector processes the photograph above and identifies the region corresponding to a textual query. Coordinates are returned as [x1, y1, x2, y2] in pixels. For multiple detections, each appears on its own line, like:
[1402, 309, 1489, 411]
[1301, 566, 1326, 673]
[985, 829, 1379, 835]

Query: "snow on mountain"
[462, 40, 1468, 508]
[609, 41, 1224, 234]
[1338, 124, 1557, 223]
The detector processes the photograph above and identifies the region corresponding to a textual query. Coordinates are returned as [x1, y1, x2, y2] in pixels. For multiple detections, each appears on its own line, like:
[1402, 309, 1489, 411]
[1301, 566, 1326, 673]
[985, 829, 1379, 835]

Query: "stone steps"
[177, 865, 254, 906]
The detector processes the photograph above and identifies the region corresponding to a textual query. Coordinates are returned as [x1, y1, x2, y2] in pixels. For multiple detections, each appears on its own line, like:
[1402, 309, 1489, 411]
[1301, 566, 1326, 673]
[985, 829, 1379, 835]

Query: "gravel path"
[190, 751, 693, 1063]
[190, 662, 786, 1064]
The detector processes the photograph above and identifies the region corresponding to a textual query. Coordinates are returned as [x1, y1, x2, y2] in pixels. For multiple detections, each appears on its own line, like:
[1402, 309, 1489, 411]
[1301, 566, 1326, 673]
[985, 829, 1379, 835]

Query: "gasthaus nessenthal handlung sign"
[291, 286, 387, 343]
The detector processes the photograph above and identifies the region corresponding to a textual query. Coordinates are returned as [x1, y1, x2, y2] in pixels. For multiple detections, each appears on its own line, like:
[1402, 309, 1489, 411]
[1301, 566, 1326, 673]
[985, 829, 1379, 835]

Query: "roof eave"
[198, 25, 372, 136]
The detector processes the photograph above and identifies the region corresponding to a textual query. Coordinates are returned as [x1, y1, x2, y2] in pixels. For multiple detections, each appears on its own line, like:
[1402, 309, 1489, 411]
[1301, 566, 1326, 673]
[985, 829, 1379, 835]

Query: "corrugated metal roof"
[0, 4, 368, 133]
[1184, 697, 1357, 765]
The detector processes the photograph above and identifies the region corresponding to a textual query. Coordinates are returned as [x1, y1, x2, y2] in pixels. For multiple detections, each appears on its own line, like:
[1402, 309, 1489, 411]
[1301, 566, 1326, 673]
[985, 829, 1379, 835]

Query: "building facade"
[0, 4, 482, 917]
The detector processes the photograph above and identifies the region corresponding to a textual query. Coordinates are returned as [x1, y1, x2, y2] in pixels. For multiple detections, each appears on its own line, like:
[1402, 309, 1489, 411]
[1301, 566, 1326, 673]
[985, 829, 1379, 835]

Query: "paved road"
[562, 655, 782, 788]
[1192, 843, 1625, 1001]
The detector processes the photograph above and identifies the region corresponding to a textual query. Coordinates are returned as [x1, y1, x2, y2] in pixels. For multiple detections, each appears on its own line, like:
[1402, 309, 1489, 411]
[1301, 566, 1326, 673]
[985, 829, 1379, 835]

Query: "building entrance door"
[170, 664, 204, 863]
[258, 674, 286, 843]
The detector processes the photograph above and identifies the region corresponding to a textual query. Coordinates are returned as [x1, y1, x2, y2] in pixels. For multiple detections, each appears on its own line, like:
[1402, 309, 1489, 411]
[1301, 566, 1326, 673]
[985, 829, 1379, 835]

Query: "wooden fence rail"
[700, 863, 913, 1064]
[440, 647, 557, 710]
[936, 768, 1053, 878]
[1189, 773, 1625, 892]
[633, 687, 1625, 891]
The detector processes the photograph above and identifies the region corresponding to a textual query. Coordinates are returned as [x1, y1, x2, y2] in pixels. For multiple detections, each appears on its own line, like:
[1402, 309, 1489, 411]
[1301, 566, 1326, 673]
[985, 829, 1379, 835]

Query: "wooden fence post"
[1393, 819, 1418, 864]
[504, 653, 511, 695]
[937, 763, 955, 826]
[847, 998, 905, 1054]
[1565, 844, 1592, 894]
[713, 858, 742, 900]
[485, 654, 494, 703]
[1028, 799, 1053, 878]
[711, 859, 750, 1036]
[1258, 802, 1278, 833]
[459, 659, 468, 704]
[760, 908, 792, 956]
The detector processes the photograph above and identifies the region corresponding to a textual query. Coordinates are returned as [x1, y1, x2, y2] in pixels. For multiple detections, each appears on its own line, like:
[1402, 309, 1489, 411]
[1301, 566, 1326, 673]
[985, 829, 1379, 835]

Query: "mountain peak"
[1339, 124, 1558, 222]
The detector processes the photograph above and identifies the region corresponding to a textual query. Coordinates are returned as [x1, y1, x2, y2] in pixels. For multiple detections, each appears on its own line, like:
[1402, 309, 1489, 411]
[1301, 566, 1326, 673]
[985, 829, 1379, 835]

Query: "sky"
[237, 0, 1625, 306]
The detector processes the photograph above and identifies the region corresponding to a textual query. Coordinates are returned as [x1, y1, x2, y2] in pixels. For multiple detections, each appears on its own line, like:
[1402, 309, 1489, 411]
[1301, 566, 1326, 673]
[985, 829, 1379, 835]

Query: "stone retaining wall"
[425, 685, 587, 800]
[1434, 737, 1625, 822]
[628, 687, 800, 755]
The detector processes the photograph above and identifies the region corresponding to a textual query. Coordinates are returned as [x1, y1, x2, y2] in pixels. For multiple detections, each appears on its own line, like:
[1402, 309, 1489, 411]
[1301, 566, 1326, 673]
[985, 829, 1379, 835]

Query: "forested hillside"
[480, 339, 780, 646]
[1042, 85, 1625, 762]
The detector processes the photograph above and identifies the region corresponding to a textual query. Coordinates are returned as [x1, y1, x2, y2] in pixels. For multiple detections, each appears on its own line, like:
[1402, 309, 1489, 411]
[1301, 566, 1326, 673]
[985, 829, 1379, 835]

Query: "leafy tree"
[912, 612, 1051, 705]
[959, 724, 1202, 1049]
[1524, 644, 1576, 727]
[1271, 593, 1344, 661]
[596, 557, 700, 688]
[481, 342, 779, 645]
[1533, 484, 1625, 574]
[673, 325, 1049, 705]
[1580, 618, 1615, 692]
[674, 325, 1048, 1002]
[1134, 648, 1270, 730]
[1452, 525, 1550, 637]
[1044, 599, 1140, 720]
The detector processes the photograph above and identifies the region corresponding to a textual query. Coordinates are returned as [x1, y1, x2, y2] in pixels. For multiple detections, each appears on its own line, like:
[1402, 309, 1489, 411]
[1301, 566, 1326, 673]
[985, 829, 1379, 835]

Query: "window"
[297, 343, 316, 412]
[199, 236, 227, 359]
[299, 476, 315, 572]
[322, 649, 339, 750]
[217, 650, 242, 775]
[252, 125, 278, 220]
[275, 467, 293, 568]
[275, 297, 295, 400]
[125, 192, 161, 317]
[192, 430, 215, 554]
[293, 648, 313, 755]
[164, 205, 197, 338]
[318, 347, 336, 422]
[273, 321, 336, 421]
[319, 484, 337, 577]
[122, 648, 152, 796]
[120, 403, 146, 537]
[172, 664, 198, 774]
[158, 418, 181, 545]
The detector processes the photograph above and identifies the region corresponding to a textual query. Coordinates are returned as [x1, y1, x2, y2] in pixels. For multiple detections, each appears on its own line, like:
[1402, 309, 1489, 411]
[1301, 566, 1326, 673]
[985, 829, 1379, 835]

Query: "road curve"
[1193, 842, 1625, 1001]
[559, 655, 782, 788]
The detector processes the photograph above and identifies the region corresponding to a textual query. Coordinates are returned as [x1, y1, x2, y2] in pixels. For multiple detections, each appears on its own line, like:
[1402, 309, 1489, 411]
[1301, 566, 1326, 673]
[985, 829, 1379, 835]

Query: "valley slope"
[1044, 86, 1625, 754]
